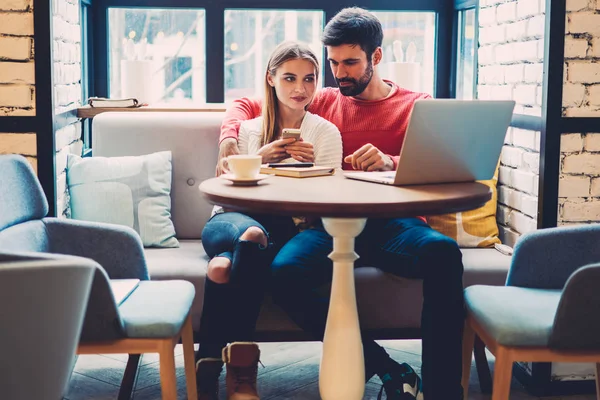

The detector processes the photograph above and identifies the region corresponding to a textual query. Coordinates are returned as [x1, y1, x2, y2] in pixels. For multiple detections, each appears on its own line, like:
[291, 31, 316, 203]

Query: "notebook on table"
[109, 279, 140, 305]
[260, 165, 335, 178]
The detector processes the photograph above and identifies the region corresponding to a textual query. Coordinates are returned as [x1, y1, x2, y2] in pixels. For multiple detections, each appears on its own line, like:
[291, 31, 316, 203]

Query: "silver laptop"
[344, 99, 515, 185]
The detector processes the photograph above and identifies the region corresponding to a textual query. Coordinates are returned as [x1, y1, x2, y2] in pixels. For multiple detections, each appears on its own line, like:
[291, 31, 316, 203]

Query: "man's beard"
[336, 62, 373, 97]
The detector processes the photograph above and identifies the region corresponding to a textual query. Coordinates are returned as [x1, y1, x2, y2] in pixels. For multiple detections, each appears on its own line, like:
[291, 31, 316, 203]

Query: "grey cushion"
[0, 155, 48, 231]
[465, 285, 562, 346]
[92, 112, 222, 239]
[119, 280, 195, 338]
[144, 240, 209, 331]
[145, 243, 511, 334]
[462, 248, 511, 287]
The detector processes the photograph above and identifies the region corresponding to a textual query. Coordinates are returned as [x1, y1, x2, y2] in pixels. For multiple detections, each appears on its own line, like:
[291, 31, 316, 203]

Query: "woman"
[196, 41, 342, 400]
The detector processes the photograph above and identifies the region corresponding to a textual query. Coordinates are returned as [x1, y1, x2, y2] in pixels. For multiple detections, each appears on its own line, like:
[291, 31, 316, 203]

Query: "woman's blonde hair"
[261, 41, 319, 146]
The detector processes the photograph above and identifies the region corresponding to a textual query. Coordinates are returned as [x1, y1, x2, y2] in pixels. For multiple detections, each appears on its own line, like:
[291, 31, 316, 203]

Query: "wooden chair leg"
[181, 315, 198, 400]
[118, 354, 140, 400]
[595, 363, 600, 400]
[462, 319, 475, 400]
[491, 346, 512, 400]
[159, 340, 178, 400]
[474, 334, 493, 394]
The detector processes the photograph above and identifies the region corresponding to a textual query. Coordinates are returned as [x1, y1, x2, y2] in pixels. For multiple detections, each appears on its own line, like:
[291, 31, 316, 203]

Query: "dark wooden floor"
[65, 340, 596, 399]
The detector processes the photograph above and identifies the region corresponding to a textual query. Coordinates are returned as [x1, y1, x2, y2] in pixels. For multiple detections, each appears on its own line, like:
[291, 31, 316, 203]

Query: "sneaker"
[377, 362, 423, 400]
[196, 358, 223, 400]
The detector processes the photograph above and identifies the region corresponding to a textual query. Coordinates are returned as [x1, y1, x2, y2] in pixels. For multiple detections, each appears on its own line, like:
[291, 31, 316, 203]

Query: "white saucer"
[220, 173, 270, 186]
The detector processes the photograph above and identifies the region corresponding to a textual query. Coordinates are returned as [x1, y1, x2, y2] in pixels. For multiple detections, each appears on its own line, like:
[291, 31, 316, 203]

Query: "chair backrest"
[549, 263, 600, 350]
[0, 253, 95, 400]
[92, 112, 223, 239]
[0, 155, 48, 231]
[507, 224, 600, 289]
[0, 220, 51, 253]
[79, 263, 127, 342]
[0, 250, 126, 343]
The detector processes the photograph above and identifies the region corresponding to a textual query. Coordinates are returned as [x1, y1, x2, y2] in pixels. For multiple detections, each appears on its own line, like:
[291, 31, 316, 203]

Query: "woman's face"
[268, 58, 317, 112]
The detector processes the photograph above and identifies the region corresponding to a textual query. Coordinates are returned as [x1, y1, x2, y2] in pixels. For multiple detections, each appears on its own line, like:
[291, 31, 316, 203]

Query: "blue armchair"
[0, 154, 198, 400]
[461, 224, 600, 400]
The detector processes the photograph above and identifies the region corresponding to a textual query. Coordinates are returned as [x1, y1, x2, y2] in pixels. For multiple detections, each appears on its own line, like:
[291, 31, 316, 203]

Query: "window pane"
[373, 12, 436, 96]
[224, 9, 324, 102]
[456, 9, 476, 100]
[108, 8, 206, 105]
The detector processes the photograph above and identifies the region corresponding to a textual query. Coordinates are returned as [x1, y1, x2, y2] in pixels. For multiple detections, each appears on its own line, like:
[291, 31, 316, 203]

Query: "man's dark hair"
[322, 7, 383, 61]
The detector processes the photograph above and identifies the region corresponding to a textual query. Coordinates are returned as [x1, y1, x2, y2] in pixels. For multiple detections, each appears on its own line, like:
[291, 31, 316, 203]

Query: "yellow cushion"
[427, 169, 501, 248]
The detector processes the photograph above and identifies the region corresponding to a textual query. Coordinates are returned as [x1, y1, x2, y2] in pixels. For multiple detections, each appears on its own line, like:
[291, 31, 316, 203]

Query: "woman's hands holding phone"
[258, 137, 315, 163]
[257, 137, 297, 163]
[285, 139, 314, 163]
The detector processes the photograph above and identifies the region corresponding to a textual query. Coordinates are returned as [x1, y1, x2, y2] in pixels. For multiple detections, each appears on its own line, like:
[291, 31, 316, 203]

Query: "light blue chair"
[0, 154, 198, 400]
[462, 225, 600, 400]
[0, 253, 95, 400]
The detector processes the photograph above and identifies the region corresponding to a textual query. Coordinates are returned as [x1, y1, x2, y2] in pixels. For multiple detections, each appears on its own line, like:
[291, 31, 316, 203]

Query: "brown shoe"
[222, 342, 261, 400]
[196, 358, 223, 400]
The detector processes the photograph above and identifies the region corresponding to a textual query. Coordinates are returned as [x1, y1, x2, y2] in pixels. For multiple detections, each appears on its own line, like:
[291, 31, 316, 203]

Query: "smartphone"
[268, 162, 314, 168]
[282, 128, 301, 140]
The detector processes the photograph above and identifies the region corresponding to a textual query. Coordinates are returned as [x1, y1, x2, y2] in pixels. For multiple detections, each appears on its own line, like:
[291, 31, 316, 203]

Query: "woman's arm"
[238, 123, 250, 155]
[310, 119, 343, 169]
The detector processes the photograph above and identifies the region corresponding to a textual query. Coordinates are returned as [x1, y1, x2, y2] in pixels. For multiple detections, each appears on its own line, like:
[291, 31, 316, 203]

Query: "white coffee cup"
[220, 155, 262, 179]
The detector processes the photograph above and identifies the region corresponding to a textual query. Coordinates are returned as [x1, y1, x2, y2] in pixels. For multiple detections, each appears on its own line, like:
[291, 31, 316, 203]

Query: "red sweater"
[220, 81, 431, 170]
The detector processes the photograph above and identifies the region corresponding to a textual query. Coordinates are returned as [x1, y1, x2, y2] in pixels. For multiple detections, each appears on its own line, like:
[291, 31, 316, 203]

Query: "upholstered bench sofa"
[91, 111, 511, 341]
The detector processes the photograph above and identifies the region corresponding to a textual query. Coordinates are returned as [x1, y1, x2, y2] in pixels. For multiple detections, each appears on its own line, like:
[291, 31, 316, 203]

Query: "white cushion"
[67, 151, 178, 248]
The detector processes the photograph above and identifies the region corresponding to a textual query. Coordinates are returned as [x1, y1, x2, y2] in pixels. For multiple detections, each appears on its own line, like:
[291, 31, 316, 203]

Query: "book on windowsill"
[88, 97, 143, 108]
[260, 165, 336, 178]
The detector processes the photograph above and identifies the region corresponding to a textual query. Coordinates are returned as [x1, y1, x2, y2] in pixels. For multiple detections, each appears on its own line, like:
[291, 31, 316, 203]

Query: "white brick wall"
[0, 0, 82, 218]
[53, 0, 82, 218]
[563, 1, 600, 116]
[560, 1, 600, 225]
[478, 0, 545, 246]
[559, 133, 600, 223]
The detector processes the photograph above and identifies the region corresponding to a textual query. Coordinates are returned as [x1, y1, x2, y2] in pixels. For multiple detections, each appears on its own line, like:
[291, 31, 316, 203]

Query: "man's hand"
[216, 138, 240, 176]
[344, 143, 394, 171]
[285, 139, 315, 163]
[257, 138, 297, 163]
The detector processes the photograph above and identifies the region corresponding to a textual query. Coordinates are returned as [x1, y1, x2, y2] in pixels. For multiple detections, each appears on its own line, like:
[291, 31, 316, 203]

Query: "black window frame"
[84, 0, 454, 104]
[81, 0, 93, 156]
[451, 0, 478, 99]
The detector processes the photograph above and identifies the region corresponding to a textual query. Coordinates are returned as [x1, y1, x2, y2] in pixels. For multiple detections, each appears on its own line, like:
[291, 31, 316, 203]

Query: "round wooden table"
[199, 171, 491, 400]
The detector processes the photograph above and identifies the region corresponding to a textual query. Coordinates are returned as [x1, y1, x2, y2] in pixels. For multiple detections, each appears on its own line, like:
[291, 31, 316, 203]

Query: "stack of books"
[88, 97, 142, 108]
[260, 165, 335, 178]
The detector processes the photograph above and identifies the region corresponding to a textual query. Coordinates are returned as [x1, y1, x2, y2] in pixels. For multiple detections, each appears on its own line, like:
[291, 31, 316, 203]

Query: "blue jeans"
[197, 212, 296, 359]
[271, 217, 464, 400]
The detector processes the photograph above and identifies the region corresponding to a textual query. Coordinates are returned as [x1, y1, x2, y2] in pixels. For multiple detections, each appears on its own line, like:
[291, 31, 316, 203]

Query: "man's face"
[327, 44, 373, 97]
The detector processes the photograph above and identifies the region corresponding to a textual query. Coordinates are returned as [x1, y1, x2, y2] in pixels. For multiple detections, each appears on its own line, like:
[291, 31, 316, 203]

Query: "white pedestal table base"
[319, 217, 367, 400]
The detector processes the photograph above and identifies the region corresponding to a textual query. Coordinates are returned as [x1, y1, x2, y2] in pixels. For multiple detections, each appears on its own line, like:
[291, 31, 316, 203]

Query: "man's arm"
[219, 98, 263, 144]
[217, 98, 262, 174]
[344, 144, 395, 172]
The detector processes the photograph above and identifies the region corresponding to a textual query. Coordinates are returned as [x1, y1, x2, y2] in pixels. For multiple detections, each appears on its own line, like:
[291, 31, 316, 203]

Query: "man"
[218, 8, 464, 400]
